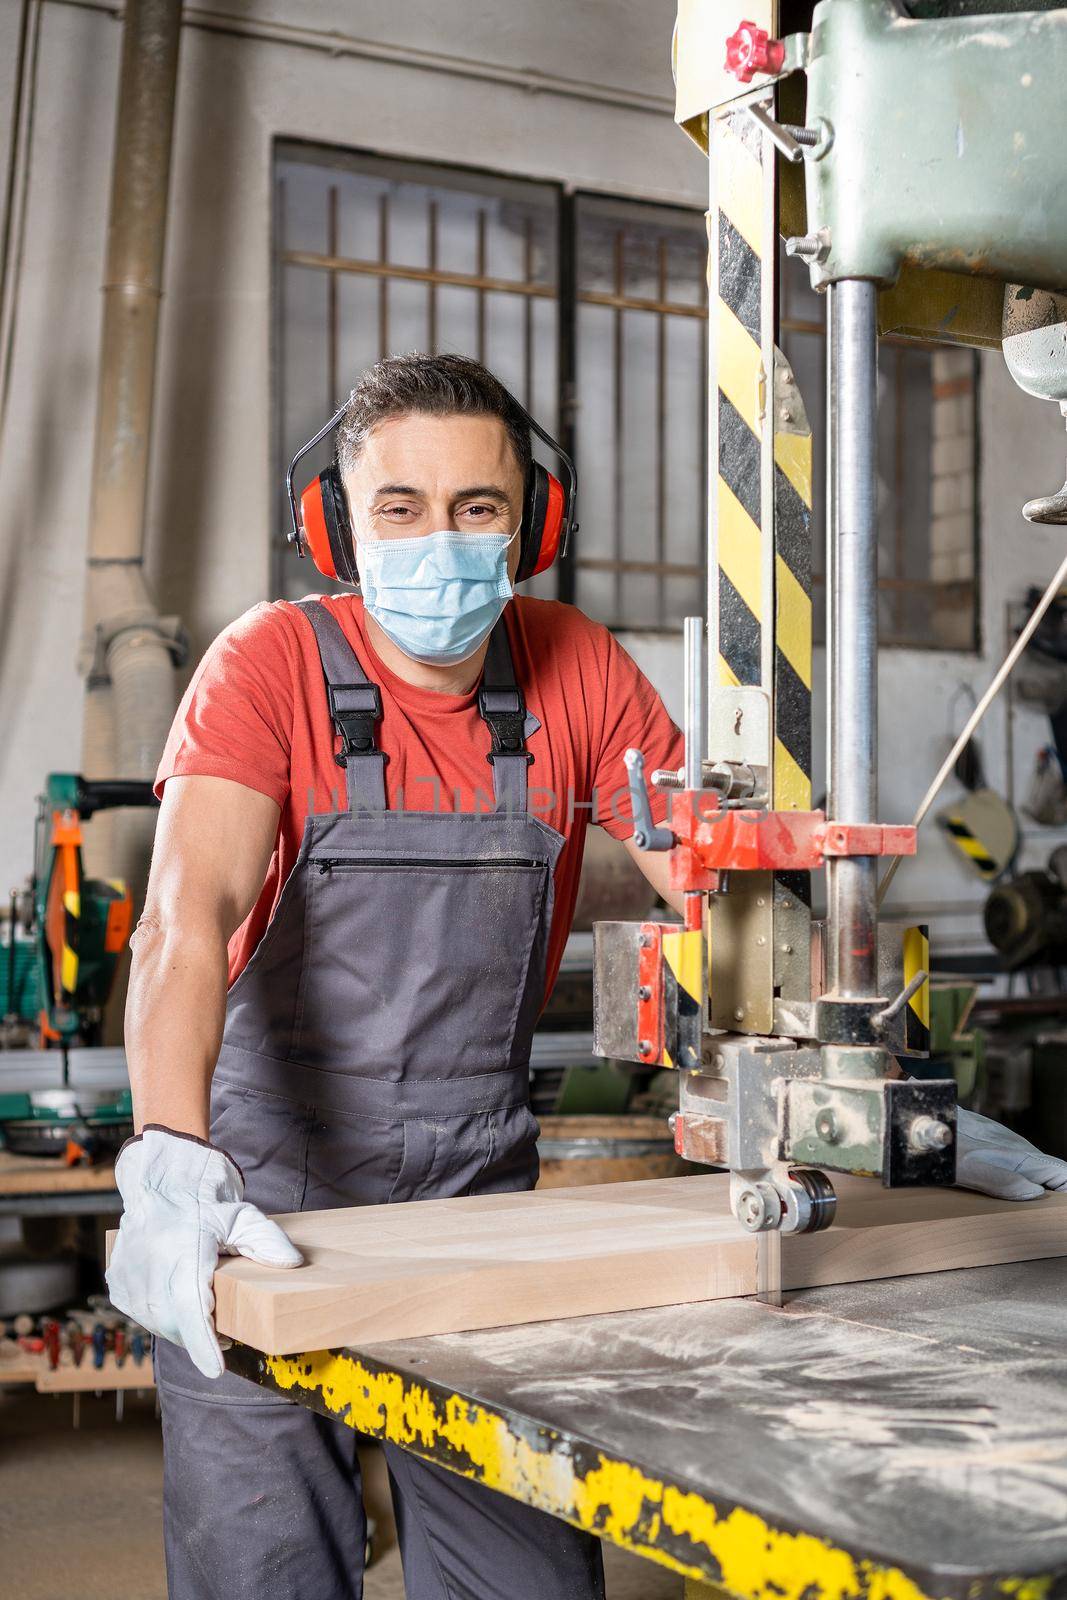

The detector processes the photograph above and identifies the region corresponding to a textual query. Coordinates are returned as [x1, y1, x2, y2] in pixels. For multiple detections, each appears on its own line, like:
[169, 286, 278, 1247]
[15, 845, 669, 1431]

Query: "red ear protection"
[516, 461, 567, 581]
[297, 466, 358, 585]
[286, 391, 577, 585]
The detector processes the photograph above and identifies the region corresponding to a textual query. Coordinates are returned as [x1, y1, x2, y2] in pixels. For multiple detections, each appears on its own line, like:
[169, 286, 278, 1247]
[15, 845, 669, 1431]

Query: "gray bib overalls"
[154, 601, 605, 1600]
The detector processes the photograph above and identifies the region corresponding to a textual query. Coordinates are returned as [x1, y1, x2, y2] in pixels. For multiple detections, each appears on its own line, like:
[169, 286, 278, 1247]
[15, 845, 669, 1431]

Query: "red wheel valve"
[724, 21, 786, 82]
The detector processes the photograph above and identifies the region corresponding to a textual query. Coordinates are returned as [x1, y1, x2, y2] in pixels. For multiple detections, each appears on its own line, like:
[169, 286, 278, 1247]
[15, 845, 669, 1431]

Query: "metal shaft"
[683, 616, 704, 792]
[826, 281, 879, 998]
[824, 284, 842, 965]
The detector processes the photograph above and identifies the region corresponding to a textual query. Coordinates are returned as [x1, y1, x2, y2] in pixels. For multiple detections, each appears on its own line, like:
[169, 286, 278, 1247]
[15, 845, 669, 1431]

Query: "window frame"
[271, 138, 981, 651]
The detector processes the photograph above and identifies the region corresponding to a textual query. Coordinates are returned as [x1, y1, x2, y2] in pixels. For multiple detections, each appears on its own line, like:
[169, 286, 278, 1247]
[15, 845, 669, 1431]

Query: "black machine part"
[75, 779, 158, 818]
[985, 860, 1067, 970]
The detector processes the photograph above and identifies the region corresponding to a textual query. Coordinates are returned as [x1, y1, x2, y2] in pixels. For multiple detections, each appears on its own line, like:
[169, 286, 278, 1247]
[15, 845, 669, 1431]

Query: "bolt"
[637, 985, 652, 1001]
[756, 935, 766, 947]
[638, 1039, 652, 1056]
[639, 933, 652, 949]
[910, 1115, 953, 1152]
[756, 897, 766, 908]
[786, 232, 830, 264]
[815, 1108, 840, 1144]
[780, 943, 793, 955]
[734, 1007, 745, 1021]
[782, 124, 820, 147]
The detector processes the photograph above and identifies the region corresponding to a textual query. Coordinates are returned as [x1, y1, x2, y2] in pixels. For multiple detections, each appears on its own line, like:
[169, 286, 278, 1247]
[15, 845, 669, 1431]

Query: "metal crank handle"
[624, 748, 675, 852]
[872, 968, 928, 1032]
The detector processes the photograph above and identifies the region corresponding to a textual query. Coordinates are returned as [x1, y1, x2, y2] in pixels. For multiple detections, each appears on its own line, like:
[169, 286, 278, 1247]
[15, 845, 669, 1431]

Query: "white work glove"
[105, 1125, 303, 1379]
[956, 1108, 1067, 1201]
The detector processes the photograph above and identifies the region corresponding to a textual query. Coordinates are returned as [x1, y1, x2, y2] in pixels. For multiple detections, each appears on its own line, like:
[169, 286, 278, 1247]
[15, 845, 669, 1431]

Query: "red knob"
[724, 21, 786, 83]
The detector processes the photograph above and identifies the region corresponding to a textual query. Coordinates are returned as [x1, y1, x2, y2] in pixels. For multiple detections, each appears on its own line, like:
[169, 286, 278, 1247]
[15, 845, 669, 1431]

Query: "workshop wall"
[862, 357, 1067, 952]
[0, 0, 1063, 963]
[0, 0, 703, 890]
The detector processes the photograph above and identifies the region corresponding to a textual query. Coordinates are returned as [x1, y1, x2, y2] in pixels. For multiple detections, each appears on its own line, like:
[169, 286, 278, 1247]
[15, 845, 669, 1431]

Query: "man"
[107, 353, 1067, 1600]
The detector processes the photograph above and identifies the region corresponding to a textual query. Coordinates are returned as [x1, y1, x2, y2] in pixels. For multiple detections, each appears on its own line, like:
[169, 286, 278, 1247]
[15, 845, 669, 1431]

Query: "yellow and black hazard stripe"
[661, 928, 703, 1071]
[903, 924, 931, 1055]
[713, 106, 765, 696]
[772, 356, 814, 913]
[939, 813, 1000, 879]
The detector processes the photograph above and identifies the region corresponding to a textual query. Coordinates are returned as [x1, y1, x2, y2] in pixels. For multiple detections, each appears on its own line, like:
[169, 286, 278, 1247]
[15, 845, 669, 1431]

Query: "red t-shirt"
[156, 593, 682, 1000]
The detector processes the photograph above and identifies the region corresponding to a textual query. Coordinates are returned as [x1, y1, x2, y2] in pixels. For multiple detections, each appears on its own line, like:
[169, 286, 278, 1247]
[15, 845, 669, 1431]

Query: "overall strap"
[479, 621, 532, 814]
[295, 600, 387, 813]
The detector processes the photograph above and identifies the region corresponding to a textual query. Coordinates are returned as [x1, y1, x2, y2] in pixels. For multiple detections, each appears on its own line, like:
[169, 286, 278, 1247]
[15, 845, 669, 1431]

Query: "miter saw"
[0, 775, 157, 1159]
[594, 0, 1067, 1274]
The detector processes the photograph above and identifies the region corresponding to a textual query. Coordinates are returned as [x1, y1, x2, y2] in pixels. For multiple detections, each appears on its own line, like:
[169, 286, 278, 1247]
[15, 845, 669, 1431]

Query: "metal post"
[826, 280, 878, 999]
[824, 289, 837, 817]
[824, 286, 841, 981]
[683, 615, 704, 792]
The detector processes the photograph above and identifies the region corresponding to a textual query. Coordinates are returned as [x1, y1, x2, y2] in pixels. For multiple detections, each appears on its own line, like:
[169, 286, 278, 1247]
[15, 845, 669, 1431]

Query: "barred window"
[274, 142, 978, 649]
[779, 252, 980, 651]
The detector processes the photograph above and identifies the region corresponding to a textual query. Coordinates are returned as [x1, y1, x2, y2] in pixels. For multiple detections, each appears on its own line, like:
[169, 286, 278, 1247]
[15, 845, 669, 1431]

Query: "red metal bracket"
[662, 790, 917, 887]
[636, 923, 665, 1063]
[817, 822, 916, 858]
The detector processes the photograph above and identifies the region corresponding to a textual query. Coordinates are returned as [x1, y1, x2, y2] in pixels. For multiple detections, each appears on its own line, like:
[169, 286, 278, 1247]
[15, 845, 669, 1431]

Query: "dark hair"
[336, 353, 531, 482]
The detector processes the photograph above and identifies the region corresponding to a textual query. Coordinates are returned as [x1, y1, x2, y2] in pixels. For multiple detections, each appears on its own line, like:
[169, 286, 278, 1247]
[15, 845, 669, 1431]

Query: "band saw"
[593, 0, 1067, 1292]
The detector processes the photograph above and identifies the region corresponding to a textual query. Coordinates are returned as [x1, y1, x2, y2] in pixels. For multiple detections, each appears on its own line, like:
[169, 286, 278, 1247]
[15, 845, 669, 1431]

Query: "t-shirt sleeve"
[154, 602, 295, 807]
[592, 631, 685, 841]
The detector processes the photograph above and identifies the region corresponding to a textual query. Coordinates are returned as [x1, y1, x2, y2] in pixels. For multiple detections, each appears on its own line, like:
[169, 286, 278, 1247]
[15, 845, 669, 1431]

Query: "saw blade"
[756, 1229, 783, 1307]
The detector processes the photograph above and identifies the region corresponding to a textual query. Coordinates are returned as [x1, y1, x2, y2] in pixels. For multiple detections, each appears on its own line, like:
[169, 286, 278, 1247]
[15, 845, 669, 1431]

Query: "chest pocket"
[292, 852, 551, 1078]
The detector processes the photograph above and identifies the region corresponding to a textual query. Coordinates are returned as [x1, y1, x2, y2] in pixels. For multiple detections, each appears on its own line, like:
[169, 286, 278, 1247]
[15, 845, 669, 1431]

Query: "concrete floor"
[0, 1388, 682, 1599]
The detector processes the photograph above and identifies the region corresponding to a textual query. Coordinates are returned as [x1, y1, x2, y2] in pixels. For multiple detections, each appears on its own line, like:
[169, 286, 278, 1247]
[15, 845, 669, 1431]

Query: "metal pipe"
[84, 0, 181, 575]
[824, 282, 841, 975]
[826, 281, 878, 999]
[683, 616, 704, 792]
[80, 0, 183, 896]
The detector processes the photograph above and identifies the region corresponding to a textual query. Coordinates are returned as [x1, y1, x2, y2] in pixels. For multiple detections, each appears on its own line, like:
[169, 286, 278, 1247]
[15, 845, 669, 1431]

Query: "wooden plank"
[782, 1177, 1067, 1288]
[34, 1353, 155, 1392]
[201, 1174, 1067, 1356]
[0, 1149, 118, 1195]
[0, 1347, 45, 1384]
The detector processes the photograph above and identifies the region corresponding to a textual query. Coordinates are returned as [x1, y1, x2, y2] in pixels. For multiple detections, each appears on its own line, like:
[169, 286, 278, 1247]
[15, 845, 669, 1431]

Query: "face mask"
[356, 529, 517, 666]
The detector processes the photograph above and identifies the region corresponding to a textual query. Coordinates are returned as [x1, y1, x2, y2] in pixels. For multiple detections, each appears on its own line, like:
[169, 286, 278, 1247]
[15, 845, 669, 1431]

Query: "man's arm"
[125, 774, 281, 1137]
[622, 835, 686, 917]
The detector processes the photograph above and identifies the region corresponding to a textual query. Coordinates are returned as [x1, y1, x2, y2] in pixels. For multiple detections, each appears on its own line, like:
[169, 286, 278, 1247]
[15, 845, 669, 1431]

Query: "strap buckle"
[327, 682, 383, 767]
[479, 686, 534, 767]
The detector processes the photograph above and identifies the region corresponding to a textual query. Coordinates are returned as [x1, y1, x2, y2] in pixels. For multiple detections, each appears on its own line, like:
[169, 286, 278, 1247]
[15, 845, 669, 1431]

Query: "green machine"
[0, 775, 157, 1159]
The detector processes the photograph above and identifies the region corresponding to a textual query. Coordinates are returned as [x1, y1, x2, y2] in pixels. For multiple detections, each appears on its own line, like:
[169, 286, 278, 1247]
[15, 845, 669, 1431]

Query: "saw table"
[227, 1254, 1067, 1600]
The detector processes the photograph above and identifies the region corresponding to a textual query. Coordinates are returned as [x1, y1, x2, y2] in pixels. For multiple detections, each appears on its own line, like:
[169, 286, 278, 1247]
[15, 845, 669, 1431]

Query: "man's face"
[343, 412, 526, 581]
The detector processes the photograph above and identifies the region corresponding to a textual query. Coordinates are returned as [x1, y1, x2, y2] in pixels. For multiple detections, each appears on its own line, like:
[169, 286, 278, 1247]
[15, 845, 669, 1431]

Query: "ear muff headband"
[286, 390, 578, 583]
[286, 396, 348, 572]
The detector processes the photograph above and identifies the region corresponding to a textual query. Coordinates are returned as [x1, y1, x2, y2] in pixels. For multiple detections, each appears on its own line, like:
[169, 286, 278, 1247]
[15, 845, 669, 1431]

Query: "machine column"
[826, 279, 879, 1001]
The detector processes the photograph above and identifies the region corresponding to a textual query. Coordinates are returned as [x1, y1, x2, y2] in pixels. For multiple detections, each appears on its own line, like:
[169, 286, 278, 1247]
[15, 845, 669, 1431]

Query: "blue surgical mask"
[356, 529, 516, 666]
